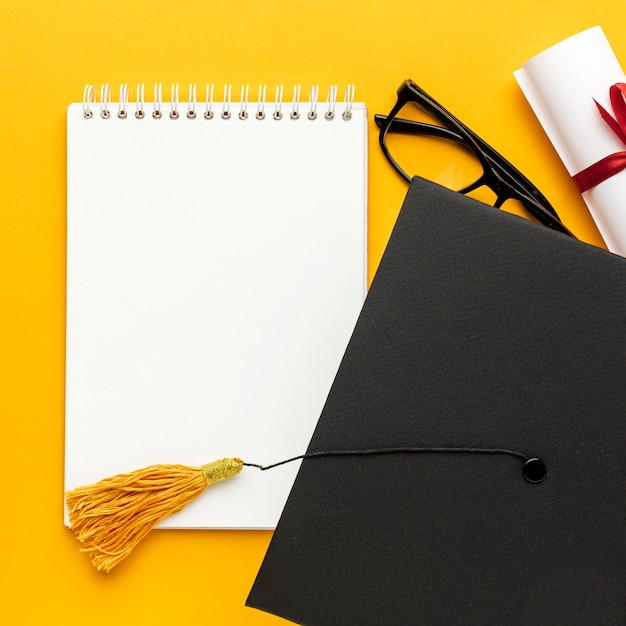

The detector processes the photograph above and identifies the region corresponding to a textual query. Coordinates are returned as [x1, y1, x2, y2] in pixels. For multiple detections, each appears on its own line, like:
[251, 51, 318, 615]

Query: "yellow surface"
[0, 1, 620, 624]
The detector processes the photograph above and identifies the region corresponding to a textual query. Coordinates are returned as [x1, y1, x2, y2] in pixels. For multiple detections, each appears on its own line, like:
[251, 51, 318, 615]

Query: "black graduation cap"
[246, 177, 626, 624]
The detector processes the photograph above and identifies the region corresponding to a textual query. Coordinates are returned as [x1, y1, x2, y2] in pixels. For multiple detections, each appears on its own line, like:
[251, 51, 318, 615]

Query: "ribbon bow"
[573, 83, 626, 193]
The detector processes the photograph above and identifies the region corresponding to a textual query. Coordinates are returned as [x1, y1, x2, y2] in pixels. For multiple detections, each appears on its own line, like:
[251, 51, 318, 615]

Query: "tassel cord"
[243, 446, 529, 471]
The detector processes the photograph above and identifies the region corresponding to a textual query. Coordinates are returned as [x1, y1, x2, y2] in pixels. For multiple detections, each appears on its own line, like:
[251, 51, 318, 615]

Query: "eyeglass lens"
[382, 100, 486, 196]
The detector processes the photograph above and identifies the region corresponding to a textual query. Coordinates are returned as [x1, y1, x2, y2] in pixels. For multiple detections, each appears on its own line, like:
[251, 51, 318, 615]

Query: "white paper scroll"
[515, 26, 626, 256]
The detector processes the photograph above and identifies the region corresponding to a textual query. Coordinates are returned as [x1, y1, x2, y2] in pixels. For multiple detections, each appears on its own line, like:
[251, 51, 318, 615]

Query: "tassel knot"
[202, 457, 244, 485]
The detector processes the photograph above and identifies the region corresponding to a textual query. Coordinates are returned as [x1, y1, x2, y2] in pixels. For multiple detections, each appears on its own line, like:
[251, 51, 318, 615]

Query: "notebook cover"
[247, 176, 625, 624]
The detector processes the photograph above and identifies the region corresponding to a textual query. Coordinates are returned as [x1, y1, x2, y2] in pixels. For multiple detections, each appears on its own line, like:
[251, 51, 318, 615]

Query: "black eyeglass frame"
[377, 79, 573, 237]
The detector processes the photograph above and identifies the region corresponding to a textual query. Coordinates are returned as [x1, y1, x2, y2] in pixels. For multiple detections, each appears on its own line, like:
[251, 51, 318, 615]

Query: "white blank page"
[65, 92, 367, 528]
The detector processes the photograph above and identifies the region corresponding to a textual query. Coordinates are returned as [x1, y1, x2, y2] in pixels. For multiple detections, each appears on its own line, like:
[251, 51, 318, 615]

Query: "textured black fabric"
[247, 177, 626, 625]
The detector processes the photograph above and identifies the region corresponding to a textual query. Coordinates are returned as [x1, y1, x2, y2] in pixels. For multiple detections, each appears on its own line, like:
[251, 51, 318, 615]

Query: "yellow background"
[0, 1, 620, 624]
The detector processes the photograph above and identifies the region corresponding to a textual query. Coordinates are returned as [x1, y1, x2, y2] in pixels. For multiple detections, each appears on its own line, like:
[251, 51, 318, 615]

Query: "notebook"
[64, 82, 367, 529]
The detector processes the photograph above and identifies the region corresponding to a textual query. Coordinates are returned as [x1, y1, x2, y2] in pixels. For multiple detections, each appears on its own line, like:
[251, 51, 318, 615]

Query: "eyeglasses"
[376, 79, 574, 237]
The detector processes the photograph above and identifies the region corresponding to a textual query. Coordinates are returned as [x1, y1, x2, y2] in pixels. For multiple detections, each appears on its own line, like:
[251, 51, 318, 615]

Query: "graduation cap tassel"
[65, 458, 244, 573]
[66, 446, 544, 573]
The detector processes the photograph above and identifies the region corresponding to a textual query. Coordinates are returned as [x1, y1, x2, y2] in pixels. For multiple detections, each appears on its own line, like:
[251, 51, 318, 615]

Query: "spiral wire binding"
[187, 84, 197, 119]
[81, 83, 357, 122]
[290, 84, 301, 120]
[82, 85, 96, 118]
[170, 83, 180, 119]
[307, 85, 319, 120]
[343, 84, 355, 120]
[238, 84, 249, 120]
[256, 85, 267, 120]
[204, 84, 214, 120]
[222, 84, 232, 119]
[100, 84, 111, 119]
[273, 85, 284, 120]
[153, 83, 162, 119]
[118, 84, 129, 119]
[325, 85, 337, 121]
[135, 83, 145, 119]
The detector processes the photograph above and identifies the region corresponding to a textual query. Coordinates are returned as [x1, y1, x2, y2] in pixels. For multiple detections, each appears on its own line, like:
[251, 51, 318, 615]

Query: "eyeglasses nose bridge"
[481, 165, 519, 203]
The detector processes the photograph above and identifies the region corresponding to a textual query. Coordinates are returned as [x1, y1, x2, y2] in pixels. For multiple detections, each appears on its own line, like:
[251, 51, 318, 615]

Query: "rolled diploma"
[515, 26, 626, 256]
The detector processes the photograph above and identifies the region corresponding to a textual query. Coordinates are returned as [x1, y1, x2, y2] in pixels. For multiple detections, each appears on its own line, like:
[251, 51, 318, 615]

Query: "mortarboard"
[246, 176, 625, 624]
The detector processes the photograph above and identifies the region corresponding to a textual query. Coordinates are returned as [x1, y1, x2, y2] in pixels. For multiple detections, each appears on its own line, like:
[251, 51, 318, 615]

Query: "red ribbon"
[572, 83, 626, 193]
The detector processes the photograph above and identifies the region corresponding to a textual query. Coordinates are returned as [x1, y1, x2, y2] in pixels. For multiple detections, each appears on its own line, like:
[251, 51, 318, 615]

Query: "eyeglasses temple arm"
[374, 114, 467, 143]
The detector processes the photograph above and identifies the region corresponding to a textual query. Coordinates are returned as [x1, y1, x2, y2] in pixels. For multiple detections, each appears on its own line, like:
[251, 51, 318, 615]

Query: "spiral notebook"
[64, 83, 367, 529]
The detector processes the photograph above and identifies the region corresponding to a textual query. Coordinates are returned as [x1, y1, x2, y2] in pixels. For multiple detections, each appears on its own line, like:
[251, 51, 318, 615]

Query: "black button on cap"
[523, 457, 547, 483]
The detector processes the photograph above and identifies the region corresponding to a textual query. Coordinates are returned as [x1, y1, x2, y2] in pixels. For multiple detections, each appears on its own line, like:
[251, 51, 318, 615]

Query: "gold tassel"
[65, 457, 243, 573]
